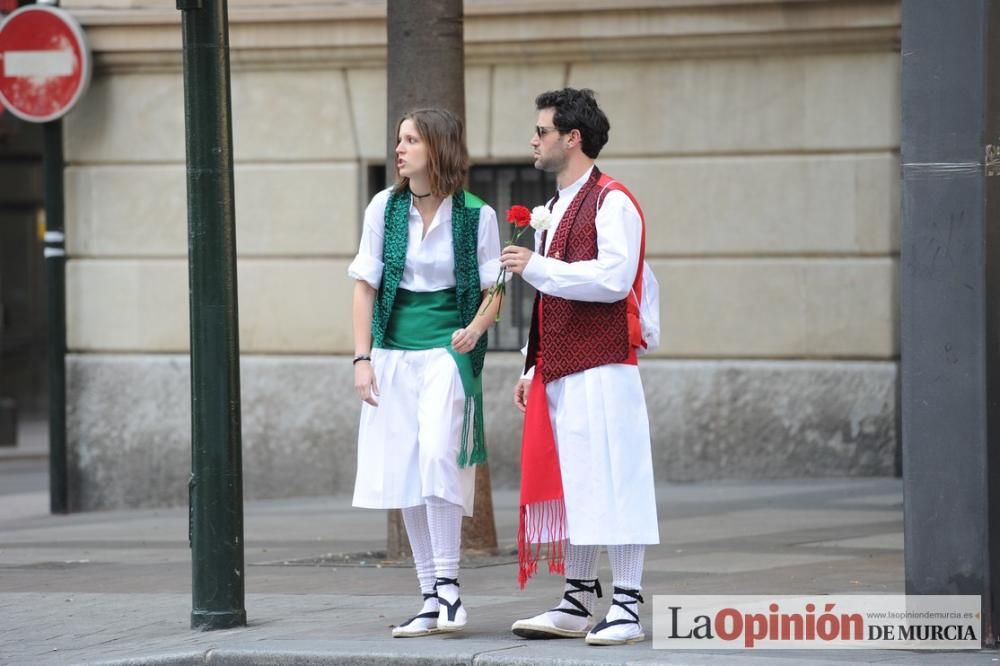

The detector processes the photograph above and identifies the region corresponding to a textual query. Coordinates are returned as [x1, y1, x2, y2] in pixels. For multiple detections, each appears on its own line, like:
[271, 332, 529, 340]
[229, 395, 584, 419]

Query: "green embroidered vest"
[371, 189, 488, 466]
[372, 189, 488, 376]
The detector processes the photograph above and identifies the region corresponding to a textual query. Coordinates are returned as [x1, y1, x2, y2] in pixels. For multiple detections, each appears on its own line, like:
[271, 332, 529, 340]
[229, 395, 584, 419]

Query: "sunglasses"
[534, 125, 563, 138]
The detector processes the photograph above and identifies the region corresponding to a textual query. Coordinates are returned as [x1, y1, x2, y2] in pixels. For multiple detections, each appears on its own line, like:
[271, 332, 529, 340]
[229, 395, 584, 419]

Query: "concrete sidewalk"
[0, 474, 996, 665]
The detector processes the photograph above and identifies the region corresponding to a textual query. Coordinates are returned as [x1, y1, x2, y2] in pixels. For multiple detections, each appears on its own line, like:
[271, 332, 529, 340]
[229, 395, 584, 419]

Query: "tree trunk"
[462, 464, 498, 555]
[386, 0, 465, 128]
[384, 0, 497, 559]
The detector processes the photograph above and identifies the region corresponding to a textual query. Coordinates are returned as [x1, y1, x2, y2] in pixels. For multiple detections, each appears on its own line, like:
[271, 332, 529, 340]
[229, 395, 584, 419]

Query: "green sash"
[382, 288, 486, 467]
[372, 190, 487, 378]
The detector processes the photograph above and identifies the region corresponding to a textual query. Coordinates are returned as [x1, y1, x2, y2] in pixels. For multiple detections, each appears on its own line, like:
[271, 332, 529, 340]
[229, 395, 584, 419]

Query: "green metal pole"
[177, 0, 246, 631]
[42, 119, 67, 515]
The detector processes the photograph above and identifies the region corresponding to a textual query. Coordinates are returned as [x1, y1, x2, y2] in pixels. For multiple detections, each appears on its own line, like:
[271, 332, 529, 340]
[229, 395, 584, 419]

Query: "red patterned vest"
[525, 166, 646, 384]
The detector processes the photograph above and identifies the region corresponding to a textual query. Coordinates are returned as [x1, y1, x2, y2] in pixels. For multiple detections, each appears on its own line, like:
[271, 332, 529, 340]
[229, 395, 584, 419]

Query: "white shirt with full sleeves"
[348, 188, 502, 292]
[348, 188, 501, 517]
[522, 168, 642, 303]
[519, 166, 659, 546]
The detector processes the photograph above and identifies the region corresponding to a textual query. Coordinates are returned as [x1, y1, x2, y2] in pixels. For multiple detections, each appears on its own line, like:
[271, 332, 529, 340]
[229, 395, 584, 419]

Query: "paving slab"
[2, 469, 996, 664]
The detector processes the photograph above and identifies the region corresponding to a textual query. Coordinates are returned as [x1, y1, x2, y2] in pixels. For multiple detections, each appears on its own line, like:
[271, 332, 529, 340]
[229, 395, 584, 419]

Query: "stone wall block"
[570, 53, 899, 155]
[346, 68, 386, 162]
[649, 258, 896, 358]
[66, 356, 358, 510]
[803, 259, 897, 357]
[237, 258, 354, 353]
[465, 65, 491, 159]
[65, 164, 359, 257]
[67, 259, 189, 352]
[652, 259, 806, 357]
[65, 69, 359, 164]
[65, 167, 186, 256]
[65, 73, 186, 163]
[602, 154, 899, 255]
[646, 360, 897, 482]
[230, 69, 357, 161]
[67, 258, 355, 353]
[490, 64, 567, 159]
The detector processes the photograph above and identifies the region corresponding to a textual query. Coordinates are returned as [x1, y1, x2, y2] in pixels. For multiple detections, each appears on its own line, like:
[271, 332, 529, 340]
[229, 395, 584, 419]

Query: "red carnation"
[481, 201, 537, 321]
[507, 205, 532, 228]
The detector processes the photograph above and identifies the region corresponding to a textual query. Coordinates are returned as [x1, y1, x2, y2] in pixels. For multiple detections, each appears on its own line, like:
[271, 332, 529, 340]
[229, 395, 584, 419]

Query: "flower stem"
[482, 225, 528, 320]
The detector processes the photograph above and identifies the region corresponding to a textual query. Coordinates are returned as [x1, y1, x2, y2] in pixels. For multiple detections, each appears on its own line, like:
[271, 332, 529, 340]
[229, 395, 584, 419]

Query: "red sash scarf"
[516, 170, 646, 588]
[515, 341, 567, 587]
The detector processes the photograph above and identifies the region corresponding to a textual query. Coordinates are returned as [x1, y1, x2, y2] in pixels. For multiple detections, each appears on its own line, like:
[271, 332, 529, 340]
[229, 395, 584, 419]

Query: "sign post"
[0, 3, 91, 515]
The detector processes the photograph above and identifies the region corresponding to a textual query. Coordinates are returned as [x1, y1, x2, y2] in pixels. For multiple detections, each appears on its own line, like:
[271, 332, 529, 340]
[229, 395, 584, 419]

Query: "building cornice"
[61, 0, 901, 72]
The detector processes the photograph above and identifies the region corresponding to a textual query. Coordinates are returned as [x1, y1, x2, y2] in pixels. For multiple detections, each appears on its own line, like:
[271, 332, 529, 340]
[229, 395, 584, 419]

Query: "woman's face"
[396, 119, 428, 180]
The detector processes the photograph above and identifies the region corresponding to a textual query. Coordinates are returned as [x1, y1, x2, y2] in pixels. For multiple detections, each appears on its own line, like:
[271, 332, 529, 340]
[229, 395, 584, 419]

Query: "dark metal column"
[901, 0, 1000, 645]
[42, 119, 67, 515]
[177, 0, 246, 631]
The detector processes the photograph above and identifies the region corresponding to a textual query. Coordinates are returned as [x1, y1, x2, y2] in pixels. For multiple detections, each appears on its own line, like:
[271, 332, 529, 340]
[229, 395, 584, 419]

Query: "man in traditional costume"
[499, 88, 659, 646]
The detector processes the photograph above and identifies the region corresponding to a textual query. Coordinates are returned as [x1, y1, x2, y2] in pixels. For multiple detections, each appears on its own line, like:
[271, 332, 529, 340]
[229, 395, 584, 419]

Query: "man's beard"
[534, 150, 566, 174]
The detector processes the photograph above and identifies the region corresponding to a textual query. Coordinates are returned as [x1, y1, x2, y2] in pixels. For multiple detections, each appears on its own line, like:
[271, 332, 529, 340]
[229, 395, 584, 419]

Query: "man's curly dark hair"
[535, 88, 610, 159]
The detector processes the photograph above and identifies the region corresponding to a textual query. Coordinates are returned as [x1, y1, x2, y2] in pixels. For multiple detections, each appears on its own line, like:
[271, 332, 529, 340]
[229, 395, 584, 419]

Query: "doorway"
[0, 110, 46, 448]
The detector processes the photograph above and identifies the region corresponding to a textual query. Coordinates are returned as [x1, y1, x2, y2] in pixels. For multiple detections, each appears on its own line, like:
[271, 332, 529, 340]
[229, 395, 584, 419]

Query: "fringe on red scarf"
[517, 499, 567, 588]
[516, 366, 566, 588]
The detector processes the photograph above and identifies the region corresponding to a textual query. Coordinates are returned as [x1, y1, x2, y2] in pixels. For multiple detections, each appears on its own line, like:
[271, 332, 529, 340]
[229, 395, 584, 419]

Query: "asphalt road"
[0, 457, 46, 496]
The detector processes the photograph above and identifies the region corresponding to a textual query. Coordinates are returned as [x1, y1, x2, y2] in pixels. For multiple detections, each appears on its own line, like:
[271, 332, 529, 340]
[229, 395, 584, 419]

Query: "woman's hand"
[354, 360, 379, 406]
[451, 325, 485, 354]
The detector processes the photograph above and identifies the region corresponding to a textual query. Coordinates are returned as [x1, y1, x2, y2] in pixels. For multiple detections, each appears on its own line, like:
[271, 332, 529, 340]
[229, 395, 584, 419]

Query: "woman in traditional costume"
[347, 108, 503, 637]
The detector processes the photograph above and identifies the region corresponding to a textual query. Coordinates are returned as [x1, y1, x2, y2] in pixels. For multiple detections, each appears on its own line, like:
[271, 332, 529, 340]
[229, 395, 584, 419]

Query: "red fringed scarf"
[516, 357, 567, 588]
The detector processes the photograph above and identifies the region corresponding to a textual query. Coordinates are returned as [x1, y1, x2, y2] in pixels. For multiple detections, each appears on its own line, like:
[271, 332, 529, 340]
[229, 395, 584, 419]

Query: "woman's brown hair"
[393, 108, 469, 198]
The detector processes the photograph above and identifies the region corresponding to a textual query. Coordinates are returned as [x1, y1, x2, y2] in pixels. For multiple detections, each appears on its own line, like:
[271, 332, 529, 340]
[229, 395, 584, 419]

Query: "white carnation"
[529, 206, 553, 231]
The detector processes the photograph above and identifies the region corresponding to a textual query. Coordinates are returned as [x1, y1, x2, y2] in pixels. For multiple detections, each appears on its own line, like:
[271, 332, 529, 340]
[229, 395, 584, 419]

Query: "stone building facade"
[49, 0, 899, 509]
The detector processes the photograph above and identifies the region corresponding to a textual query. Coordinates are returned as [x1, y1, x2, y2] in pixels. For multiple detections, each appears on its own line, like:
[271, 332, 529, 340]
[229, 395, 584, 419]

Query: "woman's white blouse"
[348, 188, 502, 292]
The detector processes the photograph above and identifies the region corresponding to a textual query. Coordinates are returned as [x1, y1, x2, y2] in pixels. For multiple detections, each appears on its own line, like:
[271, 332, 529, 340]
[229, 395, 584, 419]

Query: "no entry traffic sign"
[0, 5, 91, 123]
